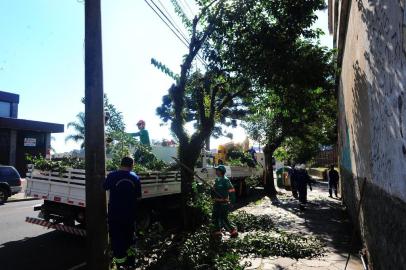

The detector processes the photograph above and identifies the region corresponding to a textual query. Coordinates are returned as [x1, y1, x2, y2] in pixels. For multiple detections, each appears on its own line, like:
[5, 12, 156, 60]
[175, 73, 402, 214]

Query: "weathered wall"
[336, 0, 406, 268]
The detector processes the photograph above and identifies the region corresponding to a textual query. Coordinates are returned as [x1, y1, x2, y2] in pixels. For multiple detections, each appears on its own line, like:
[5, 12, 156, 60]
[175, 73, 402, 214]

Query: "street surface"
[0, 200, 86, 270]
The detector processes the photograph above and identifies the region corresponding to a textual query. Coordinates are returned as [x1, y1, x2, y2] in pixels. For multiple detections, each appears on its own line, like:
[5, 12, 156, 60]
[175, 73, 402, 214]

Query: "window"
[0, 101, 11, 117]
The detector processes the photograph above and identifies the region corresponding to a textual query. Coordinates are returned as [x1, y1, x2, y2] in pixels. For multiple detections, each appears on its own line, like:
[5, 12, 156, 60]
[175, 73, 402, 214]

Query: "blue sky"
[0, 0, 332, 153]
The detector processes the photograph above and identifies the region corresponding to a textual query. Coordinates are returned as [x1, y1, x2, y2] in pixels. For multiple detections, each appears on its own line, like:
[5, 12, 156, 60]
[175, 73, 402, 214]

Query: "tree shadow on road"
[0, 230, 86, 270]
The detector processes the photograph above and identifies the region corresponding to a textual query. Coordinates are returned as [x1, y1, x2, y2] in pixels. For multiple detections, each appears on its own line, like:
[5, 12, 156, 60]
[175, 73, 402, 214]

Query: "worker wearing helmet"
[211, 165, 238, 239]
[130, 120, 150, 146]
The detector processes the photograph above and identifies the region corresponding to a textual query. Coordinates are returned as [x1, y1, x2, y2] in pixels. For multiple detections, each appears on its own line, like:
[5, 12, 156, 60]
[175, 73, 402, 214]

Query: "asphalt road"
[0, 200, 86, 270]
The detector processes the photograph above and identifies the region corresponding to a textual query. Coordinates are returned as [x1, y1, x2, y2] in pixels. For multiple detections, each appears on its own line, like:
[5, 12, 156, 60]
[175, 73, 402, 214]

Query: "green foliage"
[273, 147, 289, 163]
[107, 131, 136, 169]
[170, 0, 192, 29]
[151, 58, 179, 82]
[231, 231, 324, 259]
[66, 94, 126, 149]
[226, 149, 256, 168]
[214, 253, 245, 270]
[229, 211, 274, 232]
[132, 210, 323, 269]
[192, 185, 213, 224]
[65, 112, 85, 149]
[132, 142, 170, 171]
[179, 226, 213, 268]
[26, 155, 85, 174]
[244, 176, 262, 189]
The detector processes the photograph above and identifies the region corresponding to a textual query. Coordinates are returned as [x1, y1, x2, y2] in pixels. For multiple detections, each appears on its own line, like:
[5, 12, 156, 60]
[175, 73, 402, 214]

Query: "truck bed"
[25, 165, 181, 208]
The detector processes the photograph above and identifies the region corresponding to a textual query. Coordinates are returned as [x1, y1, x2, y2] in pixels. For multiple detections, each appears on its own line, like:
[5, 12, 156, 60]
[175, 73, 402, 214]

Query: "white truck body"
[196, 165, 262, 181]
[24, 163, 261, 235]
[25, 165, 181, 208]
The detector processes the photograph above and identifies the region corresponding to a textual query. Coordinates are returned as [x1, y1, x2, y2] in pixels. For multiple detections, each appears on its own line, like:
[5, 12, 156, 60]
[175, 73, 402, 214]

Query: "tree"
[211, 1, 336, 198]
[66, 112, 85, 148]
[154, 1, 251, 227]
[65, 95, 125, 149]
[155, 0, 333, 216]
[243, 44, 336, 198]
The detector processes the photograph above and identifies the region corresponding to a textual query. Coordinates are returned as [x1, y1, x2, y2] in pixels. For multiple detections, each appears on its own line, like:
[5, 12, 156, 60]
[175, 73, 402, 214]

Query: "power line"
[144, 0, 207, 67]
[156, 0, 187, 38]
[149, 0, 189, 44]
[144, 0, 189, 48]
[180, 0, 194, 17]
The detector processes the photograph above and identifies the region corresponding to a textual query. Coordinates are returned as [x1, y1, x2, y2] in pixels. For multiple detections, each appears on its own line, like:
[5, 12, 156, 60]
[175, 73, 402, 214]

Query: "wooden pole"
[84, 0, 109, 269]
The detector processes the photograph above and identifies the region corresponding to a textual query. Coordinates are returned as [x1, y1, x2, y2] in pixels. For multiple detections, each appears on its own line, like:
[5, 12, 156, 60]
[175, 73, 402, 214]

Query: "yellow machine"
[215, 145, 227, 164]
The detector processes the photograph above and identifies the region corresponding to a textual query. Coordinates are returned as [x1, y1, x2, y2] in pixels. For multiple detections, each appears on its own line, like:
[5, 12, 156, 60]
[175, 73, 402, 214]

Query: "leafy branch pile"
[229, 211, 274, 232]
[132, 142, 171, 172]
[26, 155, 84, 174]
[133, 210, 324, 270]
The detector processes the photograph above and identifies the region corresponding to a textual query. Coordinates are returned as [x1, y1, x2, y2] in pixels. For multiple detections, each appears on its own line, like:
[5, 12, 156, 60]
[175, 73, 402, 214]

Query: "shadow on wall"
[341, 0, 406, 269]
[358, 0, 406, 196]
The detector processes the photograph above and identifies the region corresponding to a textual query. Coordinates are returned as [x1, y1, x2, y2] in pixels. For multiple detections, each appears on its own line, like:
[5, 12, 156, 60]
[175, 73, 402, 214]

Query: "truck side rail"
[25, 165, 181, 207]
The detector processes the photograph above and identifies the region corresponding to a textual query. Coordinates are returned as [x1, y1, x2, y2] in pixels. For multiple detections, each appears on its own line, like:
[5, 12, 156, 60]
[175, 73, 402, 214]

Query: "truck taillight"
[17, 178, 21, 186]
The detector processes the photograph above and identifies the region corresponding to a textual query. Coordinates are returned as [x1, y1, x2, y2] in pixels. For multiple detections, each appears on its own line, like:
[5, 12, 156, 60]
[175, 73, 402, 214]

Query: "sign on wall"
[24, 138, 37, 147]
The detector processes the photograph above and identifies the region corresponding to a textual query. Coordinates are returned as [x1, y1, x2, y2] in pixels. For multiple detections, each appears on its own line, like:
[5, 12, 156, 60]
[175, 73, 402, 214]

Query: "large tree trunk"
[263, 143, 278, 200]
[178, 143, 202, 229]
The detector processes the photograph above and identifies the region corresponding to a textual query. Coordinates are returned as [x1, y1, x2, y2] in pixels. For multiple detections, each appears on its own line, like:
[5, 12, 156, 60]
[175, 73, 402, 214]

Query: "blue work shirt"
[104, 170, 142, 222]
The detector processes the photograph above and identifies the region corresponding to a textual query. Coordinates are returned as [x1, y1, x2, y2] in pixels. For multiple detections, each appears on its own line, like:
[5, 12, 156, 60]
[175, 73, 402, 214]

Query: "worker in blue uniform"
[104, 157, 142, 269]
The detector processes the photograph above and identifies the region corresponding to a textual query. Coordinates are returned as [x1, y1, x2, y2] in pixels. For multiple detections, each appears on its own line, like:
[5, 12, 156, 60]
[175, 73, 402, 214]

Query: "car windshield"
[0, 167, 20, 178]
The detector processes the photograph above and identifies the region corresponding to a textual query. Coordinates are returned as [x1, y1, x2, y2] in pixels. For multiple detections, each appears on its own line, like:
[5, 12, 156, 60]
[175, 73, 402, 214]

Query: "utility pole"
[84, 1, 109, 270]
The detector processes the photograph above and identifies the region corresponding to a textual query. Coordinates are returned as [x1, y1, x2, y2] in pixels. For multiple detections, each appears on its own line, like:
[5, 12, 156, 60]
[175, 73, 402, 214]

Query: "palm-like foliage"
[65, 112, 85, 149]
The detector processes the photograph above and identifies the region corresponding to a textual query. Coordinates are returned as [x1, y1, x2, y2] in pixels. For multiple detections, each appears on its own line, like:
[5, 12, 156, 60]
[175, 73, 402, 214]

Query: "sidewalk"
[8, 179, 38, 202]
[239, 182, 363, 270]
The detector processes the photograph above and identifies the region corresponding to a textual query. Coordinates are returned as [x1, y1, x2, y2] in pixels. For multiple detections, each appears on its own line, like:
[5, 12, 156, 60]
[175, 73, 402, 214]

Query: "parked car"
[0, 165, 22, 203]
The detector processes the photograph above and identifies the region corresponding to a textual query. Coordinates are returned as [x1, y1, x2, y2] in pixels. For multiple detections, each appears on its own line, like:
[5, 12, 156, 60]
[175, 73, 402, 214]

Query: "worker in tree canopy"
[130, 120, 150, 146]
[104, 157, 141, 269]
[211, 165, 238, 239]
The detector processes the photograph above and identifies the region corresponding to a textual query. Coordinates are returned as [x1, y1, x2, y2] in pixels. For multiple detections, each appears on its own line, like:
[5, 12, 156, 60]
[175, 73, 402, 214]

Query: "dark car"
[0, 165, 22, 203]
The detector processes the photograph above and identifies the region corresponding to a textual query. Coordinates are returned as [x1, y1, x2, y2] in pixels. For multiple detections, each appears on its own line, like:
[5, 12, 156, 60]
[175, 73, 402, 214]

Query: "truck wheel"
[0, 188, 9, 204]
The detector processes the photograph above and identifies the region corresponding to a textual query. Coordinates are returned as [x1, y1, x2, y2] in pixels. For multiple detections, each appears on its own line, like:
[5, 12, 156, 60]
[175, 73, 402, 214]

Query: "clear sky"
[0, 0, 332, 153]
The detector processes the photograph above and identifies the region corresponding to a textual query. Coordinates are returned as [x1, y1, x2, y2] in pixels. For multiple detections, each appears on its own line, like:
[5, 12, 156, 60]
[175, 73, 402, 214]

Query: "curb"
[7, 197, 41, 203]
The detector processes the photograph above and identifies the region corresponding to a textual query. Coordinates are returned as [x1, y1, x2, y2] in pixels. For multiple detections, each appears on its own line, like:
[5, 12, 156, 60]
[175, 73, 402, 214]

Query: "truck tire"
[0, 187, 9, 204]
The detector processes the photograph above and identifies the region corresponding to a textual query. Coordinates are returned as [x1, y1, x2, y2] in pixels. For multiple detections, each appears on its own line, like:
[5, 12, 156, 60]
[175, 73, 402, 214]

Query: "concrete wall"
[333, 0, 406, 268]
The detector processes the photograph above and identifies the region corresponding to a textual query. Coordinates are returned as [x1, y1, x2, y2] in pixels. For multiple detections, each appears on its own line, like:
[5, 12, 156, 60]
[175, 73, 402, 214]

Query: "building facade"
[329, 0, 406, 268]
[0, 91, 64, 176]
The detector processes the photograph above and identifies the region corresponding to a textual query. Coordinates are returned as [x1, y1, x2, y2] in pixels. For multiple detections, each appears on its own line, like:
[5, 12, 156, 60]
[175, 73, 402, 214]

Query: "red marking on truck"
[68, 200, 74, 204]
[144, 190, 149, 194]
[54, 196, 61, 202]
[78, 202, 85, 206]
[42, 196, 47, 199]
